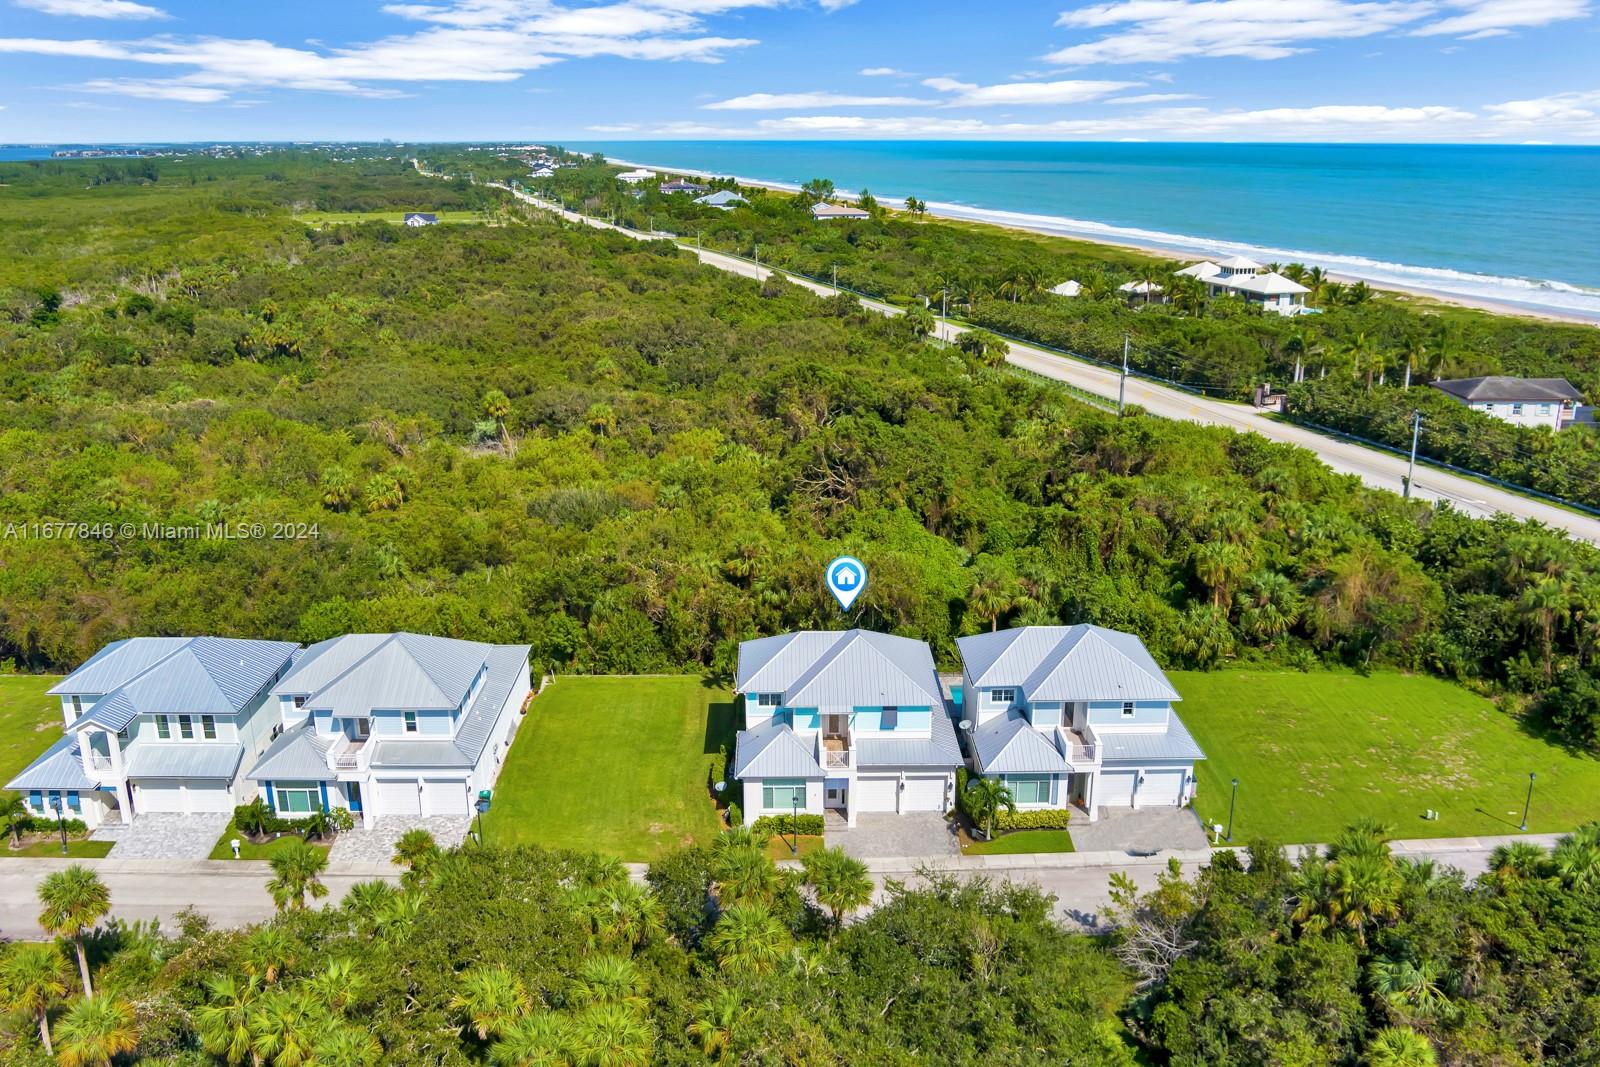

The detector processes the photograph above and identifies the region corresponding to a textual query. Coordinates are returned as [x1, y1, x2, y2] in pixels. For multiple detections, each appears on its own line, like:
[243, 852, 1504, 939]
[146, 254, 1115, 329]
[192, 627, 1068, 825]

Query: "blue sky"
[1, 0, 1597, 142]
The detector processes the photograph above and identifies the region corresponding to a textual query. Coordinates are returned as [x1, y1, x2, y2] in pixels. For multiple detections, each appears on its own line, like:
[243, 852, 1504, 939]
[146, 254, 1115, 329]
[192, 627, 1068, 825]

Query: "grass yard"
[484, 676, 735, 862]
[295, 210, 489, 227]
[963, 829, 1076, 856]
[1176, 669, 1600, 845]
[207, 821, 333, 861]
[0, 674, 64, 784]
[2, 839, 114, 859]
[764, 834, 824, 861]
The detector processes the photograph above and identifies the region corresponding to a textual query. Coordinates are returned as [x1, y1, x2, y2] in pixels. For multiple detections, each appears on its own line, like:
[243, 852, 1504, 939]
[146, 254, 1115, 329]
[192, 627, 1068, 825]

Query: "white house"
[247, 633, 531, 827]
[403, 212, 438, 227]
[695, 190, 746, 210]
[1430, 376, 1584, 431]
[616, 168, 657, 184]
[1176, 256, 1311, 315]
[956, 625, 1204, 822]
[811, 202, 870, 221]
[1049, 280, 1082, 297]
[1118, 279, 1164, 300]
[7, 636, 299, 827]
[732, 629, 961, 828]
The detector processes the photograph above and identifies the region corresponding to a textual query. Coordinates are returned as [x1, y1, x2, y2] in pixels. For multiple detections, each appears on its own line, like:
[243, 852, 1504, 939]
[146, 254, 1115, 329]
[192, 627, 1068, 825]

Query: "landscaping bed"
[3, 835, 113, 858]
[961, 828, 1076, 856]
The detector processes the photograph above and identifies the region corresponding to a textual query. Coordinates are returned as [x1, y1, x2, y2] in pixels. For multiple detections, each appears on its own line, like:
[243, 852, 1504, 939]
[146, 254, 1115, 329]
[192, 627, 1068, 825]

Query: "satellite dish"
[958, 719, 972, 731]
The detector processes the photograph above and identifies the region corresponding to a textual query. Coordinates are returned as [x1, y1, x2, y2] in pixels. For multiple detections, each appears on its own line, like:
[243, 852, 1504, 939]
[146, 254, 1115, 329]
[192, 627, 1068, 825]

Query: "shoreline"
[604, 155, 1600, 329]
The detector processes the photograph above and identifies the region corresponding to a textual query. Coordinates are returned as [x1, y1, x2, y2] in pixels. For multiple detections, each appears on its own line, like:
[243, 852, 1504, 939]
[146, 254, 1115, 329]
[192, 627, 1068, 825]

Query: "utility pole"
[1117, 335, 1130, 416]
[1404, 410, 1422, 498]
[941, 288, 948, 318]
[832, 264, 837, 289]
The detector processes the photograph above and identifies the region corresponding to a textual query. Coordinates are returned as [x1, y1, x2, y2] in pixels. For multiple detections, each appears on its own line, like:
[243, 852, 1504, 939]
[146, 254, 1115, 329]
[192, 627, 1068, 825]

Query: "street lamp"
[1520, 772, 1536, 832]
[474, 790, 492, 845]
[790, 792, 800, 856]
[1226, 777, 1240, 842]
[49, 795, 68, 855]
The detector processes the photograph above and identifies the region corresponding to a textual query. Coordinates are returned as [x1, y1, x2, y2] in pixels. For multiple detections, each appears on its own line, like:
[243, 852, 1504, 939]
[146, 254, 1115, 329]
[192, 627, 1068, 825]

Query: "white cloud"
[1107, 91, 1202, 103]
[1483, 88, 1600, 123]
[1410, 0, 1590, 36]
[859, 66, 911, 76]
[921, 75, 1141, 105]
[588, 122, 642, 131]
[79, 77, 228, 102]
[16, 0, 167, 18]
[704, 90, 932, 109]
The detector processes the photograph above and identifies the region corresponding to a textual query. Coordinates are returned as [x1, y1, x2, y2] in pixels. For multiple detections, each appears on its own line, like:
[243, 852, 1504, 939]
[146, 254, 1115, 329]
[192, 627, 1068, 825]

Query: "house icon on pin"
[834, 565, 859, 587]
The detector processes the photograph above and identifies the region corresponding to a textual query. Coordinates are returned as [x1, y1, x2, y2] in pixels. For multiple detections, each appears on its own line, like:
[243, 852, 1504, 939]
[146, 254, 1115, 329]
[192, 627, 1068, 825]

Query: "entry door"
[825, 782, 847, 809]
[353, 717, 371, 740]
[824, 713, 848, 738]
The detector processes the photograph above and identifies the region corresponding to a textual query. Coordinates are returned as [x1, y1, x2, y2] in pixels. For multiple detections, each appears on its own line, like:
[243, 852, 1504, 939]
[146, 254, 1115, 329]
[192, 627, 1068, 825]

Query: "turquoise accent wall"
[852, 706, 933, 732]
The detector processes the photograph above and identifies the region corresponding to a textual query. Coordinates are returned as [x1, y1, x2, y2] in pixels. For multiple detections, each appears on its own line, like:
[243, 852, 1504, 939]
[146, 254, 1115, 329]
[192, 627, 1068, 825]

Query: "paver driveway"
[100, 813, 232, 860]
[328, 816, 473, 866]
[825, 813, 960, 860]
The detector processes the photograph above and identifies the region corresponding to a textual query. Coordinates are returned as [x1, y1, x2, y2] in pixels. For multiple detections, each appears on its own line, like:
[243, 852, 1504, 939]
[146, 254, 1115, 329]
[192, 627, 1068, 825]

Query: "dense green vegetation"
[3, 153, 1600, 755]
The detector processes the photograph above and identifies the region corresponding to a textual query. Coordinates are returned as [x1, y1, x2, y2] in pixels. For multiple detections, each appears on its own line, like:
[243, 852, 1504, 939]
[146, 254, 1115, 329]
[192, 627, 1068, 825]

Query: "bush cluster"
[13, 814, 90, 837]
[752, 813, 825, 837]
[994, 808, 1073, 831]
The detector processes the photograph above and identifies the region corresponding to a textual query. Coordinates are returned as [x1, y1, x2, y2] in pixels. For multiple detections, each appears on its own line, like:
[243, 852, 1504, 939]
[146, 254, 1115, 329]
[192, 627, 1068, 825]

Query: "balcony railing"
[824, 748, 851, 770]
[329, 737, 370, 773]
[1057, 727, 1098, 766]
[88, 754, 114, 772]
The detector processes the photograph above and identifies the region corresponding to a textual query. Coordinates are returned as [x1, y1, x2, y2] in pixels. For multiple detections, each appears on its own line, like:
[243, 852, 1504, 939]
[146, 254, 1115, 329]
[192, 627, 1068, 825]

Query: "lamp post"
[1226, 777, 1240, 842]
[790, 793, 799, 856]
[1520, 772, 1536, 832]
[50, 795, 68, 856]
[474, 790, 492, 845]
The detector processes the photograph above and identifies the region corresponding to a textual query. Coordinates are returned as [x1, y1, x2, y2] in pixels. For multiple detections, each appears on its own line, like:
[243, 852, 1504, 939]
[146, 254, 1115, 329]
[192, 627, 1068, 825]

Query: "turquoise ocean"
[567, 141, 1600, 322]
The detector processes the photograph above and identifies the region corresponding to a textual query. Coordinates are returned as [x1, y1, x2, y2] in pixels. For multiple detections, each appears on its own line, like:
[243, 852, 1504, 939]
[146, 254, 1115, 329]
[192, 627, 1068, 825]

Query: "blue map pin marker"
[826, 556, 867, 612]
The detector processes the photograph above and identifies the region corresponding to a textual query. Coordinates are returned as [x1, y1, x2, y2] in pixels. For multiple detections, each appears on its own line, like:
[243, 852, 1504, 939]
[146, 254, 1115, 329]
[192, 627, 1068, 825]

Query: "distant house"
[811, 202, 870, 221]
[1049, 280, 1081, 297]
[1176, 256, 1311, 315]
[403, 212, 438, 227]
[1118, 279, 1164, 301]
[660, 179, 709, 194]
[695, 190, 746, 210]
[1431, 376, 1585, 431]
[616, 168, 657, 184]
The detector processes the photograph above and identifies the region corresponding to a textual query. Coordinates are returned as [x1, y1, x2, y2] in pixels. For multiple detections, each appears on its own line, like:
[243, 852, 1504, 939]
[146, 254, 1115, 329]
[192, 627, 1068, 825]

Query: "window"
[991, 688, 1016, 705]
[178, 714, 194, 739]
[1540, 403, 1552, 415]
[880, 707, 899, 730]
[293, 696, 307, 709]
[756, 693, 782, 707]
[1122, 702, 1135, 718]
[28, 790, 42, 811]
[274, 782, 321, 815]
[201, 715, 217, 740]
[71, 696, 82, 716]
[1004, 775, 1051, 805]
[403, 711, 418, 733]
[1512, 402, 1524, 416]
[761, 779, 806, 810]
[155, 715, 170, 739]
[67, 791, 81, 813]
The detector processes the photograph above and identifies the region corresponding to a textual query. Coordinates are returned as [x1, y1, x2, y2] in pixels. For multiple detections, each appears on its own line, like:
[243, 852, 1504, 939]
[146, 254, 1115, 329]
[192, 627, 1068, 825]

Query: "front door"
[824, 781, 848, 810]
[824, 713, 848, 739]
[346, 781, 363, 814]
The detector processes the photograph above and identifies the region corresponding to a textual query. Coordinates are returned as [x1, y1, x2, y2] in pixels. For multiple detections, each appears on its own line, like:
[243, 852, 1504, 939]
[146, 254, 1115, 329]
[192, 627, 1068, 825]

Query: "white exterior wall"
[130, 777, 235, 814]
[741, 777, 824, 825]
[1094, 760, 1198, 810]
[1466, 399, 1568, 431]
[469, 658, 531, 798]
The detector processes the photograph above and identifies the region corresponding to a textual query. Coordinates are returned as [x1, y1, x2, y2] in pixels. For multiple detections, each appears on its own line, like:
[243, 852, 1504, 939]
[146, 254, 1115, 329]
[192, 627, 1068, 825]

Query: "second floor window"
[293, 696, 307, 709]
[178, 715, 194, 739]
[71, 696, 82, 717]
[881, 707, 899, 730]
[991, 688, 1016, 705]
[1122, 702, 1135, 718]
[757, 693, 781, 707]
[202, 715, 217, 740]
[155, 715, 170, 739]
[404, 711, 418, 733]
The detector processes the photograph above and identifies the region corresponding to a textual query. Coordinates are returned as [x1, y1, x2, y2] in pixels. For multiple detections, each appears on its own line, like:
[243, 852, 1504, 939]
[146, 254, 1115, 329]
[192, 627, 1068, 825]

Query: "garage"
[899, 774, 948, 813]
[854, 775, 899, 813]
[421, 778, 466, 816]
[183, 781, 235, 813]
[1138, 769, 1188, 808]
[376, 778, 421, 817]
[130, 778, 185, 814]
[1097, 768, 1138, 809]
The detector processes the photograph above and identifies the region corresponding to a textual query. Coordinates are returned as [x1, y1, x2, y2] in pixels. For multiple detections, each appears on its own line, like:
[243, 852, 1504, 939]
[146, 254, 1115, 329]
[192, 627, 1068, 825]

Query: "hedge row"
[995, 808, 1073, 831]
[13, 814, 90, 836]
[753, 813, 825, 837]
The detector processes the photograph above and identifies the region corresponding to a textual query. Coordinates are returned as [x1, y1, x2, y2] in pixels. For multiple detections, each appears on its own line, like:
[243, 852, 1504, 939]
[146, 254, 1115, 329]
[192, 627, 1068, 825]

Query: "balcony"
[821, 735, 852, 771]
[88, 754, 114, 773]
[329, 736, 371, 773]
[1056, 727, 1098, 767]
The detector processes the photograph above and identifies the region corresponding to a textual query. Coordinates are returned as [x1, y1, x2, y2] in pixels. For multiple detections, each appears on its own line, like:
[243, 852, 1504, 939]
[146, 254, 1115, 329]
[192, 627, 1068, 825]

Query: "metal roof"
[124, 742, 243, 780]
[958, 625, 1180, 703]
[273, 633, 491, 717]
[695, 190, 745, 206]
[736, 630, 943, 709]
[1098, 715, 1207, 763]
[6, 734, 96, 791]
[732, 720, 824, 779]
[856, 706, 962, 769]
[1431, 376, 1583, 403]
[60, 637, 298, 733]
[969, 715, 1070, 775]
[246, 722, 334, 781]
[371, 741, 472, 769]
[371, 643, 529, 769]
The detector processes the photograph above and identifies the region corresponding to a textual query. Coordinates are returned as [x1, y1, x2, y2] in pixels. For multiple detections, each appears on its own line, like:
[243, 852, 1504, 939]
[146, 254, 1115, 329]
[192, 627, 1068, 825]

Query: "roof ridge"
[303, 633, 402, 706]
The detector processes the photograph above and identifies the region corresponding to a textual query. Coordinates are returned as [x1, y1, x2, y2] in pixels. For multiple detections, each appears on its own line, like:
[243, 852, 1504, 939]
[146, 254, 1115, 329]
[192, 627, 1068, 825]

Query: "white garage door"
[854, 775, 899, 813]
[1098, 769, 1137, 809]
[131, 778, 185, 814]
[376, 779, 421, 817]
[421, 779, 465, 816]
[1139, 769, 1187, 808]
[185, 782, 235, 813]
[900, 774, 947, 812]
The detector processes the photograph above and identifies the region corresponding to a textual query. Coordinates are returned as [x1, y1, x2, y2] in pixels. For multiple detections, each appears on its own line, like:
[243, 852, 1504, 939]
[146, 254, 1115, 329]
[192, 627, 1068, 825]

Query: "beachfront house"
[660, 179, 709, 194]
[956, 625, 1204, 822]
[1050, 280, 1082, 297]
[1177, 256, 1311, 315]
[7, 637, 300, 827]
[1119, 279, 1165, 302]
[403, 212, 438, 227]
[811, 202, 870, 221]
[695, 190, 746, 210]
[616, 168, 657, 184]
[1431, 376, 1585, 431]
[732, 630, 961, 828]
[247, 633, 531, 827]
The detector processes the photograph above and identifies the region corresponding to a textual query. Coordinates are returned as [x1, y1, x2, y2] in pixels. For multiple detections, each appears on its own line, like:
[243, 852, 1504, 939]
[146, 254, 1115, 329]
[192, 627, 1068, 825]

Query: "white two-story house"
[731, 629, 961, 828]
[246, 632, 531, 827]
[7, 636, 299, 826]
[956, 625, 1204, 822]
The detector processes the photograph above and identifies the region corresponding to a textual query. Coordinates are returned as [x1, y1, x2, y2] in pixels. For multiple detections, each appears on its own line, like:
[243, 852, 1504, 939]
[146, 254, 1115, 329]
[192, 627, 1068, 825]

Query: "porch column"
[106, 729, 133, 823]
[845, 777, 858, 829]
[1084, 770, 1099, 823]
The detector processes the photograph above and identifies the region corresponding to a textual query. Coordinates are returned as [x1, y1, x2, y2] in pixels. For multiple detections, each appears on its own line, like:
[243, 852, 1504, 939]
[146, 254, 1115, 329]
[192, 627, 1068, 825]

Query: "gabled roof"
[372, 642, 530, 769]
[958, 625, 1180, 702]
[247, 722, 334, 781]
[1049, 279, 1081, 296]
[1216, 254, 1263, 270]
[811, 202, 868, 219]
[272, 633, 489, 716]
[125, 742, 243, 780]
[404, 212, 437, 222]
[1118, 280, 1162, 294]
[736, 630, 943, 708]
[1224, 271, 1309, 296]
[857, 705, 962, 769]
[970, 715, 1069, 774]
[732, 719, 824, 779]
[695, 190, 745, 207]
[6, 734, 95, 791]
[1431, 376, 1583, 403]
[59, 636, 298, 733]
[1176, 261, 1222, 279]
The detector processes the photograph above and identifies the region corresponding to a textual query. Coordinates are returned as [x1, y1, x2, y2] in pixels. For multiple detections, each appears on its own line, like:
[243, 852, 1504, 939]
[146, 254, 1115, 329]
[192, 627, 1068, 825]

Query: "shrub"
[994, 808, 1073, 832]
[646, 845, 714, 947]
[752, 813, 824, 837]
[708, 744, 728, 800]
[955, 767, 971, 817]
[726, 801, 742, 827]
[232, 802, 341, 838]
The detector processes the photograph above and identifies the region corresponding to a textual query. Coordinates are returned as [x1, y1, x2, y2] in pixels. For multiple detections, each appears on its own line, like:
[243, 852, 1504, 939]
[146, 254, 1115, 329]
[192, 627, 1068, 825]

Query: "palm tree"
[1488, 841, 1549, 888]
[967, 564, 1021, 632]
[711, 842, 779, 905]
[55, 995, 137, 1066]
[707, 903, 792, 976]
[248, 988, 323, 1067]
[318, 466, 354, 511]
[392, 828, 439, 883]
[1399, 333, 1427, 390]
[235, 797, 273, 839]
[1366, 1026, 1437, 1067]
[1328, 853, 1402, 946]
[37, 864, 110, 998]
[1235, 571, 1304, 645]
[800, 846, 874, 928]
[1191, 539, 1250, 610]
[490, 1011, 572, 1067]
[964, 776, 1016, 841]
[573, 955, 647, 1012]
[687, 987, 750, 1062]
[1551, 834, 1600, 890]
[314, 1027, 384, 1067]
[1, 790, 29, 847]
[585, 401, 617, 436]
[450, 965, 531, 1041]
[267, 839, 329, 911]
[596, 881, 666, 949]
[572, 1003, 654, 1067]
[902, 304, 936, 338]
[0, 942, 69, 1054]
[1344, 331, 1382, 391]
[482, 388, 514, 453]
[1519, 576, 1570, 683]
[195, 973, 263, 1065]
[306, 958, 366, 1016]
[242, 927, 298, 984]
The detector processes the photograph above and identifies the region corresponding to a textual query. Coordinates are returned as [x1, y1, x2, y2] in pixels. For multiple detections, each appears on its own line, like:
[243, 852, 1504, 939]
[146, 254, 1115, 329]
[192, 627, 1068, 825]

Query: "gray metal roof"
[732, 719, 824, 779]
[1431, 376, 1583, 403]
[246, 722, 334, 781]
[272, 633, 491, 717]
[6, 734, 95, 791]
[371, 643, 529, 769]
[124, 742, 243, 780]
[970, 715, 1070, 775]
[857, 705, 962, 769]
[958, 625, 1180, 703]
[736, 630, 943, 709]
[695, 190, 745, 206]
[371, 741, 472, 769]
[1097, 714, 1207, 763]
[59, 636, 297, 733]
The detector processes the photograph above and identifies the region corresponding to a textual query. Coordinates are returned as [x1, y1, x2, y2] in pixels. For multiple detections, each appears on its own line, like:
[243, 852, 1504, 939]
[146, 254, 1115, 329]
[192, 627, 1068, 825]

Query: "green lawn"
[0, 674, 65, 784]
[1176, 669, 1600, 845]
[484, 676, 735, 862]
[963, 829, 1077, 856]
[207, 820, 333, 861]
[2, 838, 114, 858]
[764, 834, 824, 860]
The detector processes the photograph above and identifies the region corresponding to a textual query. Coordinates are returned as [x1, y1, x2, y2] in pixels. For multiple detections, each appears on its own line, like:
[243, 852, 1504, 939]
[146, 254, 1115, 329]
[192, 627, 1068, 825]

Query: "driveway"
[328, 816, 473, 866]
[1069, 806, 1210, 854]
[100, 813, 232, 860]
[825, 813, 960, 861]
